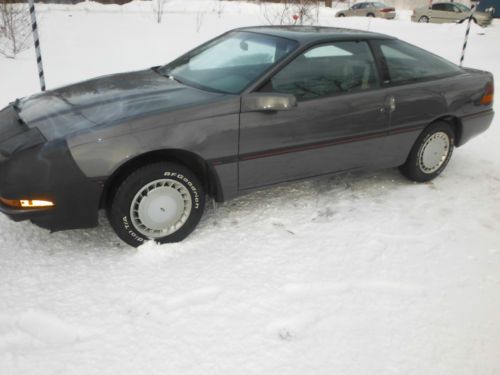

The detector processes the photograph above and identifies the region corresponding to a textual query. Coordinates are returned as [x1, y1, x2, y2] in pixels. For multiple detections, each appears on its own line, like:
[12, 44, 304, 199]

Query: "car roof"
[235, 26, 395, 44]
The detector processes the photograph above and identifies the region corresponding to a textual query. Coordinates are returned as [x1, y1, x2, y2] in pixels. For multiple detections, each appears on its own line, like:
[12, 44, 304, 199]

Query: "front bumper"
[476, 17, 493, 27]
[0, 105, 102, 231]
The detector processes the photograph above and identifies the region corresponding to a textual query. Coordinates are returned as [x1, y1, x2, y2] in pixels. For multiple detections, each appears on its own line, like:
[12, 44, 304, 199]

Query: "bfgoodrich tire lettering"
[399, 122, 455, 182]
[108, 162, 205, 247]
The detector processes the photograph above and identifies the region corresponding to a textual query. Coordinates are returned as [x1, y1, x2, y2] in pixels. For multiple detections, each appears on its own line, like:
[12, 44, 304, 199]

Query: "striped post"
[460, 3, 477, 67]
[28, 0, 46, 91]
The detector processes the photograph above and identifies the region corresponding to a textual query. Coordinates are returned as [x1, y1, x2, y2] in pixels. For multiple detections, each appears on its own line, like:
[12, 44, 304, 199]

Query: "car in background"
[412, 2, 493, 26]
[473, 0, 499, 18]
[335, 2, 396, 19]
[0, 26, 494, 246]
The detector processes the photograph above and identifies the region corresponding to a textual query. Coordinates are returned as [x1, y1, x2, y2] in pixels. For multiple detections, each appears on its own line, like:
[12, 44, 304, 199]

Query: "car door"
[443, 3, 463, 22]
[238, 41, 392, 190]
[358, 3, 370, 16]
[371, 39, 464, 166]
[430, 3, 449, 22]
[350, 3, 362, 16]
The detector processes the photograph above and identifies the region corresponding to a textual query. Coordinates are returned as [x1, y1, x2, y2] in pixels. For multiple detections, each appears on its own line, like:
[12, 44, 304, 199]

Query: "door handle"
[386, 96, 396, 113]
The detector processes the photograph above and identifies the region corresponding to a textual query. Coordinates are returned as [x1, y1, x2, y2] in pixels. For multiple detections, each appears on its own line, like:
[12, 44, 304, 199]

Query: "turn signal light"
[480, 82, 494, 105]
[20, 200, 55, 208]
[0, 197, 54, 208]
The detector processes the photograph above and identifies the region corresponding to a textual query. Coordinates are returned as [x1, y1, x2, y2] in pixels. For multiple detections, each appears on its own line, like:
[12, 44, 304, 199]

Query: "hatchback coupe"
[0, 26, 494, 246]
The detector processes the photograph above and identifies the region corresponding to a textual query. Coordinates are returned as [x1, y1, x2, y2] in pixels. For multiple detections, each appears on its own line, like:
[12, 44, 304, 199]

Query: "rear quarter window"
[377, 40, 463, 84]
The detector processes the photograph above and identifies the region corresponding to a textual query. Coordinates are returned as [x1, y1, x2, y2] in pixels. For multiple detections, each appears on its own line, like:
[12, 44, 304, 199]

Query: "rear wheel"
[337, 13, 345, 17]
[367, 13, 375, 17]
[108, 162, 205, 247]
[418, 15, 429, 23]
[399, 122, 455, 182]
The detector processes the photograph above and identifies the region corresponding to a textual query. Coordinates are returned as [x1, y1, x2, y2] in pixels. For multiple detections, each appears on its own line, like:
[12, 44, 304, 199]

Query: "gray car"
[412, 2, 493, 26]
[0, 26, 495, 247]
[336, 2, 396, 19]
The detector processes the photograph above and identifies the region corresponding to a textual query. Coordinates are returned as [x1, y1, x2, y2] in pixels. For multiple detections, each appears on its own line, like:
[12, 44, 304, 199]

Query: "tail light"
[380, 8, 395, 13]
[480, 82, 494, 106]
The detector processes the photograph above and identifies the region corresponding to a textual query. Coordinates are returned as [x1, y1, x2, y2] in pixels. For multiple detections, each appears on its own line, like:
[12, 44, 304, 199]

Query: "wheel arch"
[100, 149, 222, 209]
[431, 115, 463, 146]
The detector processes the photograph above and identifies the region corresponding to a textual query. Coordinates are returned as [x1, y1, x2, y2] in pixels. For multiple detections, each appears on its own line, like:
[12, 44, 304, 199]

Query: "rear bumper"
[457, 109, 495, 147]
[380, 13, 396, 19]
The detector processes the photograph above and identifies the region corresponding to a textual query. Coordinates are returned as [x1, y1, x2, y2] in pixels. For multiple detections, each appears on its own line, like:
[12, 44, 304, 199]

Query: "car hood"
[17, 69, 228, 141]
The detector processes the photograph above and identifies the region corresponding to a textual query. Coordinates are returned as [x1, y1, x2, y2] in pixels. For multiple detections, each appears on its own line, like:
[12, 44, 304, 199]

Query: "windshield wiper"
[166, 74, 184, 84]
[12, 98, 21, 112]
[152, 67, 184, 84]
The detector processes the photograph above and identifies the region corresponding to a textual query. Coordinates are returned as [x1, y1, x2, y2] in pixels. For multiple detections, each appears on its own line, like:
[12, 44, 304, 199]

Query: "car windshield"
[160, 31, 299, 94]
[454, 3, 470, 12]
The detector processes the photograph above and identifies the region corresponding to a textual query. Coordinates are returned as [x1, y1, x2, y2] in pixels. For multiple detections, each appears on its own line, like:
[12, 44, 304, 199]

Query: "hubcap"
[130, 179, 192, 238]
[418, 132, 450, 174]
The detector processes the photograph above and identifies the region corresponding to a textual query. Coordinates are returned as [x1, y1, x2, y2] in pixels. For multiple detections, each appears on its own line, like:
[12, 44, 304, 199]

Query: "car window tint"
[444, 4, 457, 12]
[432, 4, 446, 11]
[379, 40, 462, 84]
[260, 41, 379, 100]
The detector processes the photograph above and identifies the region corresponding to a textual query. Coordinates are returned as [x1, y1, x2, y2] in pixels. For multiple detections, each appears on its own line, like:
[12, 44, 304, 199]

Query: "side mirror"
[241, 93, 297, 113]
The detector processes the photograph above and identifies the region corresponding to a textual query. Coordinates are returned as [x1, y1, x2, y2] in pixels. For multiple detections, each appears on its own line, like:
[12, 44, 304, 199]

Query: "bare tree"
[212, 0, 225, 18]
[261, 0, 320, 26]
[0, 0, 32, 59]
[153, 0, 170, 24]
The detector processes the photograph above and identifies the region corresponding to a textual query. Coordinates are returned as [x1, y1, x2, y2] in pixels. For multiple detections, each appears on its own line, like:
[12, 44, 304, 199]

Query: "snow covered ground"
[1, 1, 499, 374]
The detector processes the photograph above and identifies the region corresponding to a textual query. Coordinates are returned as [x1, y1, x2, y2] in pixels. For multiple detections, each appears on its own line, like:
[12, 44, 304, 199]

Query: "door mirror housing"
[241, 93, 297, 113]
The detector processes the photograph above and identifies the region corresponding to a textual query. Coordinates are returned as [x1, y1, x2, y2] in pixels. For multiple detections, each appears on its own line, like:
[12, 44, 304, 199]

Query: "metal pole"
[460, 3, 477, 67]
[28, 0, 46, 91]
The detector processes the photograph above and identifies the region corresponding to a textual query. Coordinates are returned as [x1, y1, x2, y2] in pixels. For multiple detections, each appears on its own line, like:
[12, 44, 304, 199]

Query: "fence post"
[28, 0, 46, 91]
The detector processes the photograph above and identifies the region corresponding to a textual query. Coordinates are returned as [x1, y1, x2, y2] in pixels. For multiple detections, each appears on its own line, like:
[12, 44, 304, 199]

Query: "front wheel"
[418, 15, 429, 23]
[337, 13, 345, 17]
[108, 162, 205, 247]
[367, 13, 375, 17]
[399, 122, 455, 182]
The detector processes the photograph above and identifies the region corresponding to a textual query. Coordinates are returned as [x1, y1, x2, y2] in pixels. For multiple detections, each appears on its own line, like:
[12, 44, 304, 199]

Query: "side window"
[444, 4, 456, 12]
[260, 41, 379, 100]
[432, 4, 446, 11]
[378, 40, 462, 84]
[351, 4, 361, 9]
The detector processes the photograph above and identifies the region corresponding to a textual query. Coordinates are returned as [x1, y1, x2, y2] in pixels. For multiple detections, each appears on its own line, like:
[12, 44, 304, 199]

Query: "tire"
[337, 13, 345, 17]
[108, 162, 205, 247]
[399, 122, 455, 183]
[367, 13, 375, 17]
[418, 16, 429, 23]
